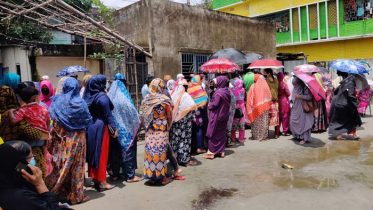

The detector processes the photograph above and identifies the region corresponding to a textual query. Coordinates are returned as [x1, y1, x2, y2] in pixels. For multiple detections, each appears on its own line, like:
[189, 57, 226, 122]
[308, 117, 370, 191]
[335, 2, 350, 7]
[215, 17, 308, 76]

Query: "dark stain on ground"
[192, 187, 238, 210]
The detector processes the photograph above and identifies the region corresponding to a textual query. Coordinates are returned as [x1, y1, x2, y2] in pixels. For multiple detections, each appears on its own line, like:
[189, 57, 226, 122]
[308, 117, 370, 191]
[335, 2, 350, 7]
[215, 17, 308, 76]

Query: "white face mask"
[29, 157, 36, 166]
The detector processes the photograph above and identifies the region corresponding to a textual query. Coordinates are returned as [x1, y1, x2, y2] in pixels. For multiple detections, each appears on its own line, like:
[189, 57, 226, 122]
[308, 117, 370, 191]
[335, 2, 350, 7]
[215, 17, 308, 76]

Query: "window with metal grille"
[181, 53, 209, 80]
[293, 8, 299, 32]
[256, 11, 290, 33]
[328, 0, 338, 26]
[344, 0, 373, 22]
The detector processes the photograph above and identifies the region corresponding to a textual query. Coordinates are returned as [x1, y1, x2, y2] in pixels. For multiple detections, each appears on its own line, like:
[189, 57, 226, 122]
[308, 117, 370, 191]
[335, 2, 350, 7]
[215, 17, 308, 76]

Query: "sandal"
[299, 140, 309, 145]
[220, 152, 225, 158]
[70, 196, 90, 205]
[184, 160, 197, 166]
[284, 133, 291, 136]
[197, 149, 206, 154]
[336, 137, 346, 140]
[95, 183, 116, 192]
[161, 177, 173, 185]
[171, 174, 186, 180]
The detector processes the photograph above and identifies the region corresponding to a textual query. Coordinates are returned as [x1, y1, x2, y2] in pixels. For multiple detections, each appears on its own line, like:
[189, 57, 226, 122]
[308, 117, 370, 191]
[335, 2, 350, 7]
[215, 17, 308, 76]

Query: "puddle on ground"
[191, 187, 238, 210]
[270, 136, 373, 190]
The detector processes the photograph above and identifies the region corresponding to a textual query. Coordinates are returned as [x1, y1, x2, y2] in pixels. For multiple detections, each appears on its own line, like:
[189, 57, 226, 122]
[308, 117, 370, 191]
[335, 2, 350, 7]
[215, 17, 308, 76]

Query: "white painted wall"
[1, 47, 32, 82]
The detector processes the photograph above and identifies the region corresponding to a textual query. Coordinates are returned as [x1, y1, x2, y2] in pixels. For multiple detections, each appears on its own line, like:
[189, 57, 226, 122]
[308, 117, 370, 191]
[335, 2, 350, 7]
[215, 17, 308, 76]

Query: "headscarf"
[139, 78, 171, 129]
[291, 77, 305, 101]
[0, 143, 27, 190]
[187, 76, 208, 108]
[246, 75, 272, 122]
[171, 79, 197, 122]
[108, 73, 140, 152]
[177, 74, 184, 80]
[83, 74, 107, 106]
[55, 77, 69, 95]
[41, 75, 49, 81]
[0, 73, 20, 90]
[322, 74, 333, 91]
[49, 78, 92, 131]
[167, 80, 175, 93]
[232, 78, 245, 101]
[40, 80, 55, 107]
[277, 72, 285, 83]
[0, 86, 19, 114]
[213, 76, 231, 105]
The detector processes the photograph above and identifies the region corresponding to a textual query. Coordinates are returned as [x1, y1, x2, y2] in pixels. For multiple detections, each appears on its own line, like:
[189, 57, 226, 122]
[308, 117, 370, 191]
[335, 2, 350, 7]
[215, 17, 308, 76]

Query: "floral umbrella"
[248, 59, 284, 69]
[330, 59, 368, 74]
[292, 64, 320, 73]
[199, 58, 241, 74]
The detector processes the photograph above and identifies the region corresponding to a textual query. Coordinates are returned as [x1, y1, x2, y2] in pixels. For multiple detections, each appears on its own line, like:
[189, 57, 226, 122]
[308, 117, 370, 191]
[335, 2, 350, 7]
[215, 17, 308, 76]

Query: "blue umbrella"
[330, 59, 368, 74]
[56, 65, 91, 77]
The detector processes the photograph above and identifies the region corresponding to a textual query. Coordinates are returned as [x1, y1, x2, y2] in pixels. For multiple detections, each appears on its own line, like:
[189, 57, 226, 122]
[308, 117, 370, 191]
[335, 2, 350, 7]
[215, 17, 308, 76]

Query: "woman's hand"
[21, 165, 49, 194]
[112, 128, 118, 138]
[295, 94, 301, 99]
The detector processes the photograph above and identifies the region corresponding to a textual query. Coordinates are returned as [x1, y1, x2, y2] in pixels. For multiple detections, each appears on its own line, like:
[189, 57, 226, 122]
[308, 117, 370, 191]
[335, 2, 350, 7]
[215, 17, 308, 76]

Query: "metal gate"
[181, 53, 209, 79]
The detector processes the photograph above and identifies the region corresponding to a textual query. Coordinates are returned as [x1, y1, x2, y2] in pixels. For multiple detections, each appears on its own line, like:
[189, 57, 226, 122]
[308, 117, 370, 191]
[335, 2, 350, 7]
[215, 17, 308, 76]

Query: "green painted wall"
[213, 0, 242, 9]
[276, 31, 291, 44]
[319, 2, 326, 38]
[301, 6, 308, 41]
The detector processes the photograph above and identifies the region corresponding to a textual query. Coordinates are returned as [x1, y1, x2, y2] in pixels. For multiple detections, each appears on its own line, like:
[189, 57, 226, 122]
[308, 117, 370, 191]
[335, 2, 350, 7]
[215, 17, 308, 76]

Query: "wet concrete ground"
[76, 116, 373, 210]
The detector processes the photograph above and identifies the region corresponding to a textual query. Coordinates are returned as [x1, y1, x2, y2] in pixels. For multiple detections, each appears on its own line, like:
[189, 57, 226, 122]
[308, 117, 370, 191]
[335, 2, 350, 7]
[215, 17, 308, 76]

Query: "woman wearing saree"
[246, 75, 272, 141]
[322, 74, 334, 123]
[277, 73, 291, 136]
[84, 74, 117, 191]
[107, 73, 143, 183]
[311, 73, 328, 133]
[139, 78, 173, 185]
[329, 71, 361, 140]
[231, 78, 246, 142]
[263, 69, 280, 139]
[46, 78, 92, 205]
[358, 87, 372, 116]
[40, 80, 55, 107]
[170, 79, 197, 166]
[290, 77, 314, 145]
[188, 75, 208, 154]
[204, 76, 231, 159]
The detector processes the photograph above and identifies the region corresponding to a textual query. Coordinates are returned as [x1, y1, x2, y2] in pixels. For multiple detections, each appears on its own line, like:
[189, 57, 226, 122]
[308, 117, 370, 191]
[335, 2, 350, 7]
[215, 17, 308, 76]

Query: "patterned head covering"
[40, 80, 55, 107]
[55, 77, 69, 95]
[232, 78, 245, 101]
[108, 73, 140, 151]
[139, 78, 171, 129]
[246, 75, 272, 122]
[322, 74, 333, 91]
[49, 78, 92, 131]
[167, 80, 175, 93]
[0, 86, 19, 115]
[188, 76, 208, 108]
[0, 73, 20, 90]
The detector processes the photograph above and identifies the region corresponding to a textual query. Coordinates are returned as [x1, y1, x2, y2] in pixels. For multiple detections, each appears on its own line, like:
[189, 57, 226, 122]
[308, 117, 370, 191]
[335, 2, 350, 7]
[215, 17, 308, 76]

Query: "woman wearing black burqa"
[329, 71, 362, 140]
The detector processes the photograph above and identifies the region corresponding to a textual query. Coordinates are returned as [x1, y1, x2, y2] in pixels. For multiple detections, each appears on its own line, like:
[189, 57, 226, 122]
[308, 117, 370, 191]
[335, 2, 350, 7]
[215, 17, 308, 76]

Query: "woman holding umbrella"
[329, 71, 362, 140]
[290, 77, 314, 145]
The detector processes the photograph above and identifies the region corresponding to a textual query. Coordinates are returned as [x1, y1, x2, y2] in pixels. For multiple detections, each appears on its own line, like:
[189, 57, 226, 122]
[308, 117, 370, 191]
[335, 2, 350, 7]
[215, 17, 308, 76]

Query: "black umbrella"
[245, 53, 265, 64]
[209, 48, 263, 65]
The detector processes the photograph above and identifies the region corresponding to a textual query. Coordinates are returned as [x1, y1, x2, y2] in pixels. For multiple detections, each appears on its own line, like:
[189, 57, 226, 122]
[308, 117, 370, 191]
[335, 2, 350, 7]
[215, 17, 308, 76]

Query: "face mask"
[29, 157, 36, 166]
[41, 88, 49, 96]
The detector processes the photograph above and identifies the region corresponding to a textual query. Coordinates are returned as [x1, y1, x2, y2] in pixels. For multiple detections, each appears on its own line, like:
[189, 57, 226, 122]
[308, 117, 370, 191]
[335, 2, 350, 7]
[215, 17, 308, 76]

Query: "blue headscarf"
[83, 74, 107, 106]
[49, 78, 92, 131]
[108, 73, 140, 153]
[0, 73, 20, 90]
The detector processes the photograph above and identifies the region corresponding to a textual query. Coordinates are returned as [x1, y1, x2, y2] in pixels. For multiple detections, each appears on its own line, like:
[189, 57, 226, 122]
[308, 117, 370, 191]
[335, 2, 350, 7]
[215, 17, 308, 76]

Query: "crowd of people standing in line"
[0, 65, 367, 209]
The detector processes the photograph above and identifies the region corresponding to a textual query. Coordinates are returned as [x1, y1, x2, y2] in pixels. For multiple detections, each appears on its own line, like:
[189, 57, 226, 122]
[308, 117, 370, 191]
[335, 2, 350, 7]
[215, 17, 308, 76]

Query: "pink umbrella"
[248, 59, 284, 69]
[199, 58, 241, 74]
[292, 64, 320, 73]
[293, 71, 326, 101]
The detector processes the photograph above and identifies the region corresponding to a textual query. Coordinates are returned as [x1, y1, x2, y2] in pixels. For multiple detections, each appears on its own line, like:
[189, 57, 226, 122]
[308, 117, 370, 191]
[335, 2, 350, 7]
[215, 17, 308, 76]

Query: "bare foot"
[173, 168, 182, 176]
[299, 140, 307, 145]
[353, 134, 360, 140]
[220, 152, 225, 158]
[127, 176, 144, 183]
[336, 134, 346, 140]
[204, 154, 214, 159]
[185, 160, 197, 166]
[197, 149, 206, 154]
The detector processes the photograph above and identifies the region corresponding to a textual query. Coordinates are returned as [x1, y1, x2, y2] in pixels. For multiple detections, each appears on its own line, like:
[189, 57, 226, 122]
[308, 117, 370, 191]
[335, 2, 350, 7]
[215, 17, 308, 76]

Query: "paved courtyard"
[76, 116, 373, 210]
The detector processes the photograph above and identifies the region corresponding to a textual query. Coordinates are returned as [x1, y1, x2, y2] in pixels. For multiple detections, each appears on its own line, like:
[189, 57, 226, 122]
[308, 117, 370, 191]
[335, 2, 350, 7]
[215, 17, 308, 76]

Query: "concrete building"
[213, 0, 373, 73]
[112, 0, 276, 79]
[0, 46, 32, 82]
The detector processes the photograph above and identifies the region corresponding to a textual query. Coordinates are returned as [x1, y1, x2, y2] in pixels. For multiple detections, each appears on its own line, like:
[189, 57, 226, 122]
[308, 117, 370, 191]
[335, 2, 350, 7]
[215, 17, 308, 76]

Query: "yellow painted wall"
[218, 2, 250, 17]
[36, 57, 101, 87]
[277, 37, 373, 62]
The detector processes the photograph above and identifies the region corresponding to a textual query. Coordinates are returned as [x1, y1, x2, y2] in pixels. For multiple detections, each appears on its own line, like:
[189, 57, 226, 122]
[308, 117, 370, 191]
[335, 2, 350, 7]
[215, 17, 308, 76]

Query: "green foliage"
[204, 1, 213, 10]
[0, 17, 54, 43]
[89, 42, 124, 71]
[92, 0, 115, 27]
[63, 0, 93, 13]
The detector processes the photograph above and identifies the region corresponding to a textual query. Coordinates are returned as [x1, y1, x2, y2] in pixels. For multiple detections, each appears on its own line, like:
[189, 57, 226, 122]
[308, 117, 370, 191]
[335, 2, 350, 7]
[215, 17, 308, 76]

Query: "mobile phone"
[15, 162, 33, 175]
